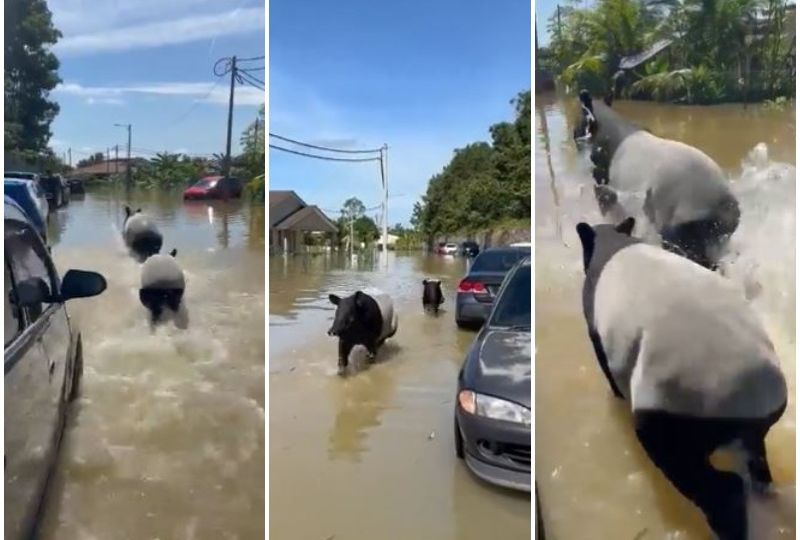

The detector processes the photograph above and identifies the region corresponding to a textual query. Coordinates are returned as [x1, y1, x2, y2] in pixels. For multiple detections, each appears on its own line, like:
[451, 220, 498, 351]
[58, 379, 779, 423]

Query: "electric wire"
[269, 144, 381, 162]
[268, 133, 383, 154]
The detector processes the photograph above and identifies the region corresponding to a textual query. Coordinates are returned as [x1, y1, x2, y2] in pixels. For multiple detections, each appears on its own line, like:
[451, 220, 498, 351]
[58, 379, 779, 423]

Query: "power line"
[269, 133, 382, 154]
[236, 71, 265, 91]
[240, 65, 264, 72]
[237, 55, 265, 62]
[269, 144, 381, 162]
[238, 70, 265, 87]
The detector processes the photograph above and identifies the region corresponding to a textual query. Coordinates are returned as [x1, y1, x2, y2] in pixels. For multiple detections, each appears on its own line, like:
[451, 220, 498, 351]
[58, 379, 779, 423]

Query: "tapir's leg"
[635, 412, 747, 540]
[338, 339, 354, 373]
[744, 402, 786, 492]
[366, 339, 378, 360]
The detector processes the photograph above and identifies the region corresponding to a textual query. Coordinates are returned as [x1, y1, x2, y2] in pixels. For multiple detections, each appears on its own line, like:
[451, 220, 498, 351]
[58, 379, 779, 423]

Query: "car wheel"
[454, 416, 465, 459]
[69, 338, 83, 402]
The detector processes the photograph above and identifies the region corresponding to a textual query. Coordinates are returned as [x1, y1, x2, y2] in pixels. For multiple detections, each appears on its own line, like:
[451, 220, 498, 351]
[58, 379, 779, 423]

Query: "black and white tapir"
[575, 92, 740, 270]
[139, 249, 188, 328]
[328, 290, 398, 375]
[422, 279, 444, 313]
[576, 217, 787, 540]
[123, 206, 163, 262]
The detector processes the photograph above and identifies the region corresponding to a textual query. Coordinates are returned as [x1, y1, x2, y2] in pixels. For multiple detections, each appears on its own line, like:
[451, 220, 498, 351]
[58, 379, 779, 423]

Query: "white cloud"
[86, 96, 125, 106]
[55, 81, 263, 106]
[54, 7, 264, 56]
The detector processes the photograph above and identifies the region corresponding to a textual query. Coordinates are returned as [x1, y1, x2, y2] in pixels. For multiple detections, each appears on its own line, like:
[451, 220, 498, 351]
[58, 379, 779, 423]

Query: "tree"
[76, 152, 106, 168]
[5, 0, 62, 152]
[340, 197, 367, 220]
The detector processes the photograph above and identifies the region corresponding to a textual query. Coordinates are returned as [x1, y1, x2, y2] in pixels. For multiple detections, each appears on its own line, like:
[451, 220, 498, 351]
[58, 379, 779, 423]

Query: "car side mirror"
[60, 270, 107, 301]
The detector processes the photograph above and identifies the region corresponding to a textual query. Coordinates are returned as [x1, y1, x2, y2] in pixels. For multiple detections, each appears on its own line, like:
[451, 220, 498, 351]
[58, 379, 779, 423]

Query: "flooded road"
[269, 253, 530, 540]
[37, 187, 265, 539]
[535, 93, 796, 538]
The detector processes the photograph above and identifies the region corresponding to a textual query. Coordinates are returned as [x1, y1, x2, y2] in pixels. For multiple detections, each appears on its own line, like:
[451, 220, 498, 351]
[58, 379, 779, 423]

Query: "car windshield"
[195, 178, 218, 187]
[470, 249, 528, 272]
[489, 264, 531, 328]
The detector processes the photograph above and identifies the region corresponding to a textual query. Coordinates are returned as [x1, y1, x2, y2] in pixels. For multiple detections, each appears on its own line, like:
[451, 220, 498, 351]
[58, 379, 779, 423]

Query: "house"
[71, 158, 145, 180]
[376, 233, 399, 251]
[269, 190, 338, 254]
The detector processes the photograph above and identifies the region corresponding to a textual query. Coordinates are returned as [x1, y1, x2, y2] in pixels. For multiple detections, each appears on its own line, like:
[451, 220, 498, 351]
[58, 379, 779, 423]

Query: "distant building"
[71, 158, 146, 179]
[269, 190, 338, 254]
[376, 233, 399, 251]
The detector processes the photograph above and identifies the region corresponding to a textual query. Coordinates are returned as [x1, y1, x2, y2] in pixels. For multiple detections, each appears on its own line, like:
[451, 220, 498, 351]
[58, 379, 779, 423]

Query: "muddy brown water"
[34, 187, 265, 539]
[535, 93, 796, 539]
[269, 253, 530, 540]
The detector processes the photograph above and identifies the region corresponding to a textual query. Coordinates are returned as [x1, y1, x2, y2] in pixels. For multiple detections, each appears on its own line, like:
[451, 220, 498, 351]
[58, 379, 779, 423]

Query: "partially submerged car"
[454, 246, 530, 328]
[183, 176, 243, 200]
[4, 179, 49, 242]
[454, 257, 531, 492]
[4, 196, 108, 539]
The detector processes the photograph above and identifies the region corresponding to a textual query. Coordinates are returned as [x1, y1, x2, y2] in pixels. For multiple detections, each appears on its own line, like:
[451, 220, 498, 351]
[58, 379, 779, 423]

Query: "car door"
[4, 219, 65, 539]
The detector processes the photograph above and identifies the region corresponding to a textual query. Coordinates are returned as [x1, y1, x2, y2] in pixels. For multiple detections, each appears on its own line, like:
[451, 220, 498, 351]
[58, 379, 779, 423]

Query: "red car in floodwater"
[183, 176, 244, 200]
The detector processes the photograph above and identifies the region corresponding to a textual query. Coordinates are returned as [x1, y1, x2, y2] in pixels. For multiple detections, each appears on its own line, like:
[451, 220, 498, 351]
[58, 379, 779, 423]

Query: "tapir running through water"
[575, 92, 740, 270]
[422, 279, 444, 313]
[328, 290, 398, 375]
[123, 206, 163, 262]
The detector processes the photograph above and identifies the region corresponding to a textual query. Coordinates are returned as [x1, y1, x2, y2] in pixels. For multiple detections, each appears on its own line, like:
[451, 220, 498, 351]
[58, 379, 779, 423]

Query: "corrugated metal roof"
[619, 39, 673, 70]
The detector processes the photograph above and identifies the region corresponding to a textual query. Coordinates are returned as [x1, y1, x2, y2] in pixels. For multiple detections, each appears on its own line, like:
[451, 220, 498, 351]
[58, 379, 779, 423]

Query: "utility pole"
[115, 145, 119, 174]
[381, 143, 389, 267]
[223, 56, 237, 195]
[126, 124, 132, 189]
[252, 115, 259, 160]
[350, 213, 354, 259]
[106, 148, 110, 173]
[114, 123, 132, 189]
[68, 148, 71, 168]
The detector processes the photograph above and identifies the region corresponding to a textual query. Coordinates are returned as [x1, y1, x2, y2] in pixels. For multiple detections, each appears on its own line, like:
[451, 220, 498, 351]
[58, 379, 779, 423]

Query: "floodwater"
[269, 253, 530, 540]
[535, 93, 796, 539]
[36, 187, 265, 539]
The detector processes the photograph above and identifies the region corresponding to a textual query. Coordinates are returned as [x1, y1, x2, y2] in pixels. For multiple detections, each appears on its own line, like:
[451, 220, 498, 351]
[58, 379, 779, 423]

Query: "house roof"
[72, 159, 133, 177]
[274, 205, 338, 232]
[269, 190, 306, 208]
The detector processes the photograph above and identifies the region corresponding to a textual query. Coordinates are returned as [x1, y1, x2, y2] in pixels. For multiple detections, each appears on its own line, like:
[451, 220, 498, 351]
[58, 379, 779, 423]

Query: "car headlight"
[458, 390, 530, 426]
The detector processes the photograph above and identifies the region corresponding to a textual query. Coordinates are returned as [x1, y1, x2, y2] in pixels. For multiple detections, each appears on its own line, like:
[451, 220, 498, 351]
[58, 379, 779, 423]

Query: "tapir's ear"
[615, 217, 635, 236]
[422, 279, 428, 285]
[170, 249, 177, 257]
[328, 294, 340, 305]
[136, 208, 142, 213]
[124, 205, 131, 217]
[576, 223, 596, 271]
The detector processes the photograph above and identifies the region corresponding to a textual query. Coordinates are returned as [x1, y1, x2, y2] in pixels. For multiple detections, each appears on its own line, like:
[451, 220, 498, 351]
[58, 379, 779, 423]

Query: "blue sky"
[48, 0, 265, 164]
[269, 0, 531, 225]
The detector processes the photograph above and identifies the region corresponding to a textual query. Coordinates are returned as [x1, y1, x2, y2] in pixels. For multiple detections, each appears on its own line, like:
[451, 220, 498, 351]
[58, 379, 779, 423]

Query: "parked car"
[434, 242, 446, 254]
[67, 178, 85, 195]
[5, 171, 39, 183]
[460, 241, 480, 258]
[183, 176, 243, 200]
[58, 175, 71, 203]
[4, 196, 107, 539]
[455, 246, 530, 328]
[4, 179, 49, 241]
[441, 242, 458, 255]
[454, 256, 531, 492]
[39, 174, 65, 209]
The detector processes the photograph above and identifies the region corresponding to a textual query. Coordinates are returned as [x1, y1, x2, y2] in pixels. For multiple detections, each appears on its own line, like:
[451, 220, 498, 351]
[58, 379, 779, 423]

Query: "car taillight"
[457, 279, 487, 294]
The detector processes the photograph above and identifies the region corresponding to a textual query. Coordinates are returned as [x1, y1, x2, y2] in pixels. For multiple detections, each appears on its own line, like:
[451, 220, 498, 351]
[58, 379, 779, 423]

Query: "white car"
[442, 243, 459, 255]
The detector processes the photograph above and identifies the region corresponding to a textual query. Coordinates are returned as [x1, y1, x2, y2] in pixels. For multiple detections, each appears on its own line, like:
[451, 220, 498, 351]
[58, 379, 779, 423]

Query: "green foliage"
[133, 153, 204, 189]
[5, 0, 62, 152]
[246, 173, 265, 203]
[544, 0, 795, 103]
[238, 104, 265, 181]
[336, 197, 379, 248]
[413, 90, 531, 238]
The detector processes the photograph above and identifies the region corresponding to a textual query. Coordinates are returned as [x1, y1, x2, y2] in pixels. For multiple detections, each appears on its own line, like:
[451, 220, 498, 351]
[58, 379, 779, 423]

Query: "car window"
[490, 265, 531, 328]
[4, 262, 22, 346]
[470, 250, 528, 272]
[5, 220, 57, 323]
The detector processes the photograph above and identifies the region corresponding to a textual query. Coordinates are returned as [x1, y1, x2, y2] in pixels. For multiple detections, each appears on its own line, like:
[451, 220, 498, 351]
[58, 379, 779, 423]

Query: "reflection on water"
[37, 187, 265, 539]
[535, 93, 795, 538]
[269, 253, 530, 540]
